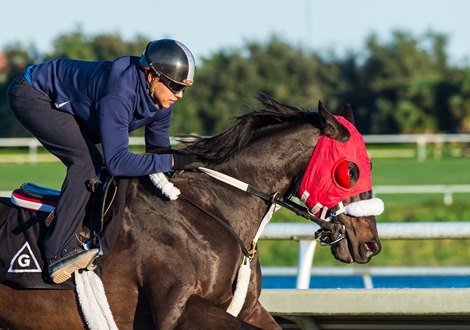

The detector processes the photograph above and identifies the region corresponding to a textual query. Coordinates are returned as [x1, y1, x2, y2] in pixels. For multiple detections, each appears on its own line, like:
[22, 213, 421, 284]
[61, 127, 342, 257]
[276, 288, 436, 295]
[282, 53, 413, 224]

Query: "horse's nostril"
[361, 241, 380, 258]
[364, 241, 381, 254]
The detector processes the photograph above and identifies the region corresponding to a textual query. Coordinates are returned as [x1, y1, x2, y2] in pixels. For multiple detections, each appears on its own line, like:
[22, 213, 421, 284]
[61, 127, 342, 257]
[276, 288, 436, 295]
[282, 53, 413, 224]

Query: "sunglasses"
[151, 67, 186, 94]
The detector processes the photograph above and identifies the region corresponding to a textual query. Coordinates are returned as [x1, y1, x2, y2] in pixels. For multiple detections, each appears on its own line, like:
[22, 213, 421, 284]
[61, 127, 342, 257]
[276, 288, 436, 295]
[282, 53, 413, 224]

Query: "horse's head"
[183, 94, 382, 264]
[295, 101, 383, 264]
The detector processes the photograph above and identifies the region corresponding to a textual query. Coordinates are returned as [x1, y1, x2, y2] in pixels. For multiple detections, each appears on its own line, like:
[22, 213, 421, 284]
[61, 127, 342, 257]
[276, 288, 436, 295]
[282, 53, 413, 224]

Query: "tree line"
[1, 29, 469, 137]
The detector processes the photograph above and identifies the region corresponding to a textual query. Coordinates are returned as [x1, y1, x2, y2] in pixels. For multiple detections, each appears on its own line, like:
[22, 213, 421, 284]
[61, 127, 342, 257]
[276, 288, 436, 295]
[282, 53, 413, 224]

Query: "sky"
[1, 0, 470, 64]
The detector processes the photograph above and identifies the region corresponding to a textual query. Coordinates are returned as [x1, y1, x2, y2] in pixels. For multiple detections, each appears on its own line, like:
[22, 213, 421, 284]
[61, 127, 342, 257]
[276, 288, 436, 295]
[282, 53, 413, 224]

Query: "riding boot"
[48, 238, 103, 284]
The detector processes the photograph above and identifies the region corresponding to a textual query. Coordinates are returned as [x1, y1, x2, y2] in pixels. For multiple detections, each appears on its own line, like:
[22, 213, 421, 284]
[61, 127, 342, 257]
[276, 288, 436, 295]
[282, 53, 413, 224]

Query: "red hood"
[297, 116, 372, 214]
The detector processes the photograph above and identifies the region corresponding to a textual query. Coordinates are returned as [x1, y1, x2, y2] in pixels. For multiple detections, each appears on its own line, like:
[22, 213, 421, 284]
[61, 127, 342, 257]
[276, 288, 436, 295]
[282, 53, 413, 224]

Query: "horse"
[0, 94, 382, 329]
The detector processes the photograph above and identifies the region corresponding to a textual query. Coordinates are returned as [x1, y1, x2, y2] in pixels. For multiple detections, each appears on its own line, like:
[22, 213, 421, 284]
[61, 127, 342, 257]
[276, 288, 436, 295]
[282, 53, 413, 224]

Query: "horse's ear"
[318, 101, 350, 142]
[340, 104, 355, 126]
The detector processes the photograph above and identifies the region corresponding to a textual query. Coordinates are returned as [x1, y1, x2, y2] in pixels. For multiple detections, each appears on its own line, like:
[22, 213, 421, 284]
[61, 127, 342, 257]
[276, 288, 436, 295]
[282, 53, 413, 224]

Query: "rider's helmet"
[140, 39, 196, 92]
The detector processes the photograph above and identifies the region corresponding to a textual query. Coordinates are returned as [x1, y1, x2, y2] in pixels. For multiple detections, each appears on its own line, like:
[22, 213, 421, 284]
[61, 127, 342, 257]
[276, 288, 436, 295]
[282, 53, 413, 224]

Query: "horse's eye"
[333, 160, 359, 188]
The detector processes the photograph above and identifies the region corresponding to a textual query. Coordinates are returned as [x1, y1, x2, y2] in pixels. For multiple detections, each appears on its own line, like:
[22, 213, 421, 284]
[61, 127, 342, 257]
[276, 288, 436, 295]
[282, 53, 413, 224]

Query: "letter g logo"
[18, 254, 31, 268]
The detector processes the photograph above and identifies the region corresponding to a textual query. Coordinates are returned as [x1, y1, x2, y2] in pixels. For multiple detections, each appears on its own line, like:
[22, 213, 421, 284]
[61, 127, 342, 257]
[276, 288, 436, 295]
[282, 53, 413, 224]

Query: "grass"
[0, 162, 65, 191]
[371, 158, 470, 185]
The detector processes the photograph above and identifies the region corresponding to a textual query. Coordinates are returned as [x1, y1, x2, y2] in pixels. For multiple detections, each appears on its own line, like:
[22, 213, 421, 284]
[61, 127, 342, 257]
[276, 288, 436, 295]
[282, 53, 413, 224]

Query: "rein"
[197, 167, 346, 246]
[178, 193, 254, 258]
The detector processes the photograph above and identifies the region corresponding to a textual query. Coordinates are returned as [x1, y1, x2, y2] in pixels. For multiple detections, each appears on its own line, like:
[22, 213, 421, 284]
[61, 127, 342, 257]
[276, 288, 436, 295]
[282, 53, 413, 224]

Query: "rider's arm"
[97, 95, 173, 177]
[145, 106, 173, 153]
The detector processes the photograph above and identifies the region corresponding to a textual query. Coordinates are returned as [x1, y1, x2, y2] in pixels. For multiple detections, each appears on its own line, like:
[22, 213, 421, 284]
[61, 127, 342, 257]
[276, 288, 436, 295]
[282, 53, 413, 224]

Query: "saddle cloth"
[0, 180, 128, 290]
[0, 195, 70, 289]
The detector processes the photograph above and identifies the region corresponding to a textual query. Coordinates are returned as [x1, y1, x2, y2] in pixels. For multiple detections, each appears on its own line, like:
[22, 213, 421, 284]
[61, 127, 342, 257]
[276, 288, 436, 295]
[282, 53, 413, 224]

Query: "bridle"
[154, 137, 382, 255]
[193, 167, 347, 249]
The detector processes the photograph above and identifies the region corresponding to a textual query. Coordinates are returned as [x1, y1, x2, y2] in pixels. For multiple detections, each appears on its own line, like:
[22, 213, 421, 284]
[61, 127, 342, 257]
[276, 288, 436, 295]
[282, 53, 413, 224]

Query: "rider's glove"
[173, 154, 206, 170]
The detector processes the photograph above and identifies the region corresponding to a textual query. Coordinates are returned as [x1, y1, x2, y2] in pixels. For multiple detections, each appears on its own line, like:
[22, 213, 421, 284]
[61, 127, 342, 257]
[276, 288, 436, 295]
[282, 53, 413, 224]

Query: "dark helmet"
[140, 39, 196, 87]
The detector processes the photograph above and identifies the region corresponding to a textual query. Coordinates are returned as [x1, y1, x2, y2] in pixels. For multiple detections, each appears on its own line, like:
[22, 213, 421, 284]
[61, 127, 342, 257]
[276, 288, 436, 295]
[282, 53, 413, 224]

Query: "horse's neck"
[124, 176, 269, 252]
[215, 131, 317, 194]
[205, 129, 317, 241]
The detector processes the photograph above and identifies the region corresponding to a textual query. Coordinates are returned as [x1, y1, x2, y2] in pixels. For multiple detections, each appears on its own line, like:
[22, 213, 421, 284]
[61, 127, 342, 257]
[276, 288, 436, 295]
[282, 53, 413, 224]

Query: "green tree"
[47, 29, 95, 60]
[1, 30, 470, 138]
[172, 36, 330, 136]
[356, 30, 460, 134]
[0, 42, 39, 137]
[46, 28, 149, 60]
[449, 68, 470, 132]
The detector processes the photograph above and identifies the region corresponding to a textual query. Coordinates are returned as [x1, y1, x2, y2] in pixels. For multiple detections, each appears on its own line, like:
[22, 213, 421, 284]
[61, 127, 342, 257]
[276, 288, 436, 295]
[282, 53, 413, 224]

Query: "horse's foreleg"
[234, 263, 282, 329]
[238, 300, 282, 330]
[176, 295, 262, 330]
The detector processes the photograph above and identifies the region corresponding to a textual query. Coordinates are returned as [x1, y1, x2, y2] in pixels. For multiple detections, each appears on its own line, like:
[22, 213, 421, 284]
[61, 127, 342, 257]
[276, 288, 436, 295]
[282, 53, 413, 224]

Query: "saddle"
[0, 175, 128, 290]
[11, 176, 115, 235]
[11, 183, 59, 213]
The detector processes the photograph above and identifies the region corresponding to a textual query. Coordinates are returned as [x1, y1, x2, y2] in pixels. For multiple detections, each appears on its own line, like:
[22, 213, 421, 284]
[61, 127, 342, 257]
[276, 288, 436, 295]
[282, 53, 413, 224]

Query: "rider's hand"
[173, 154, 206, 170]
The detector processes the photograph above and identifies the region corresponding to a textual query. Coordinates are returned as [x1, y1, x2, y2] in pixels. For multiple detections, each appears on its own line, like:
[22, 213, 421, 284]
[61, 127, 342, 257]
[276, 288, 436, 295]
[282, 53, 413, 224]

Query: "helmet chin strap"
[147, 73, 163, 109]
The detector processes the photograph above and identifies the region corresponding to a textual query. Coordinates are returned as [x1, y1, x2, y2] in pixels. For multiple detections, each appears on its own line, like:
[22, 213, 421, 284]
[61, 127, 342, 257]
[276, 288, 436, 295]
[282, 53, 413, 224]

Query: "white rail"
[261, 222, 470, 240]
[364, 133, 470, 143]
[374, 184, 470, 205]
[365, 133, 470, 160]
[2, 134, 469, 146]
[262, 266, 470, 289]
[262, 265, 470, 276]
[1, 134, 469, 163]
[260, 222, 470, 289]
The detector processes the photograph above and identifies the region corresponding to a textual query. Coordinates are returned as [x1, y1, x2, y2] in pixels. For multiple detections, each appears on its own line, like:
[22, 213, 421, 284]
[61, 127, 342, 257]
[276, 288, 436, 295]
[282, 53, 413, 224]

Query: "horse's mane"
[183, 93, 319, 164]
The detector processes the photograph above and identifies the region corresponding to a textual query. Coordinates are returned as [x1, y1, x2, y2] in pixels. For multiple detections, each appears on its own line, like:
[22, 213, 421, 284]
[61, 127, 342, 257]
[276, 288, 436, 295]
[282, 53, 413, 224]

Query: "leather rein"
[178, 167, 346, 259]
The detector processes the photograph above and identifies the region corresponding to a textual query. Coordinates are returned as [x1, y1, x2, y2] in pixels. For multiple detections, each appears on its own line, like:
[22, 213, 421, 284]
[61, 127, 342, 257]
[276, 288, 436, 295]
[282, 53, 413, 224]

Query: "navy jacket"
[27, 56, 173, 176]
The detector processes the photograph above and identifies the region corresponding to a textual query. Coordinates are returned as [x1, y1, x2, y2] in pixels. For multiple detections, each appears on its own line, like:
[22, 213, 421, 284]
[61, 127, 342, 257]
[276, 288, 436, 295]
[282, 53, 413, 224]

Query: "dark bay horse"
[0, 94, 381, 329]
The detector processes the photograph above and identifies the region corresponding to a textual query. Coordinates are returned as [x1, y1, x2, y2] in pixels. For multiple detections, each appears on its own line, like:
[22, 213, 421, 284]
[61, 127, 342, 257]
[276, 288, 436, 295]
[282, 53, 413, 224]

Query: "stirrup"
[83, 236, 104, 271]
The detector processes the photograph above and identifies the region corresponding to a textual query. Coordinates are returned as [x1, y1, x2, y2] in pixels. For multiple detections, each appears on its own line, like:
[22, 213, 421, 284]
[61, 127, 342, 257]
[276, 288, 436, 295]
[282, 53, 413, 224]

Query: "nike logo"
[55, 101, 70, 108]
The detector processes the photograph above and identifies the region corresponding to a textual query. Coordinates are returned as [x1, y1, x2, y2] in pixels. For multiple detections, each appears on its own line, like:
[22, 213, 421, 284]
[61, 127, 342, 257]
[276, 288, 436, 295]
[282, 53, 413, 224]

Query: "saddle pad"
[11, 189, 57, 213]
[20, 182, 60, 200]
[1, 178, 127, 290]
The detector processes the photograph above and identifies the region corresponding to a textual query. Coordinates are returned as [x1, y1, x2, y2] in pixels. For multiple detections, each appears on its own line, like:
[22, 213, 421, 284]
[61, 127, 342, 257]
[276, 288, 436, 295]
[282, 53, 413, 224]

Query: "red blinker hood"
[297, 116, 372, 214]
